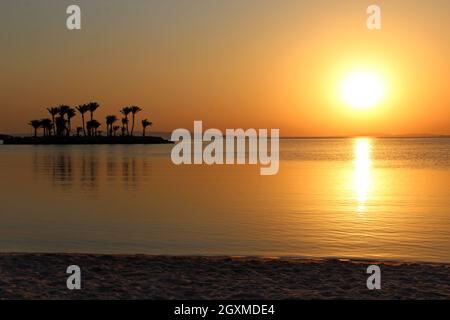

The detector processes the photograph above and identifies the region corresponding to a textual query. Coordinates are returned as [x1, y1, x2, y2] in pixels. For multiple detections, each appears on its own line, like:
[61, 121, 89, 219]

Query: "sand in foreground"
[0, 253, 449, 299]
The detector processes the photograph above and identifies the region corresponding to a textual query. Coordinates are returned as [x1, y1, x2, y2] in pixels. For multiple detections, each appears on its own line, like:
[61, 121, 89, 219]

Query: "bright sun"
[340, 71, 385, 109]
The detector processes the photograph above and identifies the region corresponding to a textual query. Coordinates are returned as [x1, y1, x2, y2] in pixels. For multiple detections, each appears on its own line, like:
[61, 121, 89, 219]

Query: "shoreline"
[1, 135, 172, 145]
[0, 253, 448, 299]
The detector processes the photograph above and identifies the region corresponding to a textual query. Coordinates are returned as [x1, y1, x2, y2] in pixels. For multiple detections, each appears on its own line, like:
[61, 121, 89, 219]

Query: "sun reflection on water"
[353, 138, 372, 213]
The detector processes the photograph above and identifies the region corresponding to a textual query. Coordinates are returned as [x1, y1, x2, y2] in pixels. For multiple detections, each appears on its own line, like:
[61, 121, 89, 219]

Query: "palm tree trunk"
[51, 116, 55, 136]
[131, 114, 135, 136]
[82, 114, 86, 136]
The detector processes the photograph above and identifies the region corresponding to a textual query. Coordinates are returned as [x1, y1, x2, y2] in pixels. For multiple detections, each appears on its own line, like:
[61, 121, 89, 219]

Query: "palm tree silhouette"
[40, 118, 53, 137]
[92, 121, 101, 136]
[87, 120, 101, 136]
[106, 115, 118, 137]
[120, 107, 132, 135]
[58, 105, 70, 116]
[141, 119, 152, 136]
[57, 105, 71, 136]
[66, 107, 76, 136]
[25, 101, 158, 142]
[121, 118, 128, 136]
[29, 120, 42, 137]
[47, 107, 59, 135]
[55, 116, 67, 136]
[87, 102, 100, 121]
[113, 125, 120, 136]
[76, 104, 89, 136]
[130, 106, 142, 136]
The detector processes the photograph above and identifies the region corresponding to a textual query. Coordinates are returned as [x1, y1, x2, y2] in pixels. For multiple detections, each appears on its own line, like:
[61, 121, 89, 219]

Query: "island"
[1, 102, 172, 145]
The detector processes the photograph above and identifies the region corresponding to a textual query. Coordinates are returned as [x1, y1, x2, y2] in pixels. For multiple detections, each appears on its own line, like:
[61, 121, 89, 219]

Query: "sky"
[0, 0, 449, 136]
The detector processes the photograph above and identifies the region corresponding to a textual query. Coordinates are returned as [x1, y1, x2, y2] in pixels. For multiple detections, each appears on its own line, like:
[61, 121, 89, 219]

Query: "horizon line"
[2, 132, 450, 139]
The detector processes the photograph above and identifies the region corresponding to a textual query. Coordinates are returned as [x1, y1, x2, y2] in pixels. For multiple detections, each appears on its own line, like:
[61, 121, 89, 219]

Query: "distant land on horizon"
[1, 132, 449, 140]
[280, 133, 450, 139]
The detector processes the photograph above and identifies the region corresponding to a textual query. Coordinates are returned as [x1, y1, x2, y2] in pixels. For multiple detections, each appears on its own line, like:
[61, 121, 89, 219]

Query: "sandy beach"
[0, 253, 448, 300]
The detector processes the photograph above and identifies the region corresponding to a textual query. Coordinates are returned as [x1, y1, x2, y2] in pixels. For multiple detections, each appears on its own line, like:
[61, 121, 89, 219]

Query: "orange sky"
[0, 0, 449, 136]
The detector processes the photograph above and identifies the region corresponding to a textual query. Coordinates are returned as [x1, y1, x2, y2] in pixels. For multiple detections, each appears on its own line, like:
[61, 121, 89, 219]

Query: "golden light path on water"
[353, 138, 372, 214]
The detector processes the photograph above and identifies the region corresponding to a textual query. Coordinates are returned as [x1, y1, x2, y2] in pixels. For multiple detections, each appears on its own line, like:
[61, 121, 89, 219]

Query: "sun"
[340, 71, 385, 109]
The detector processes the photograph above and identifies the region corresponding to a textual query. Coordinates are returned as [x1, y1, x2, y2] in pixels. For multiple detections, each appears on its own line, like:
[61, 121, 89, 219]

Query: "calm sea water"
[0, 138, 449, 262]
